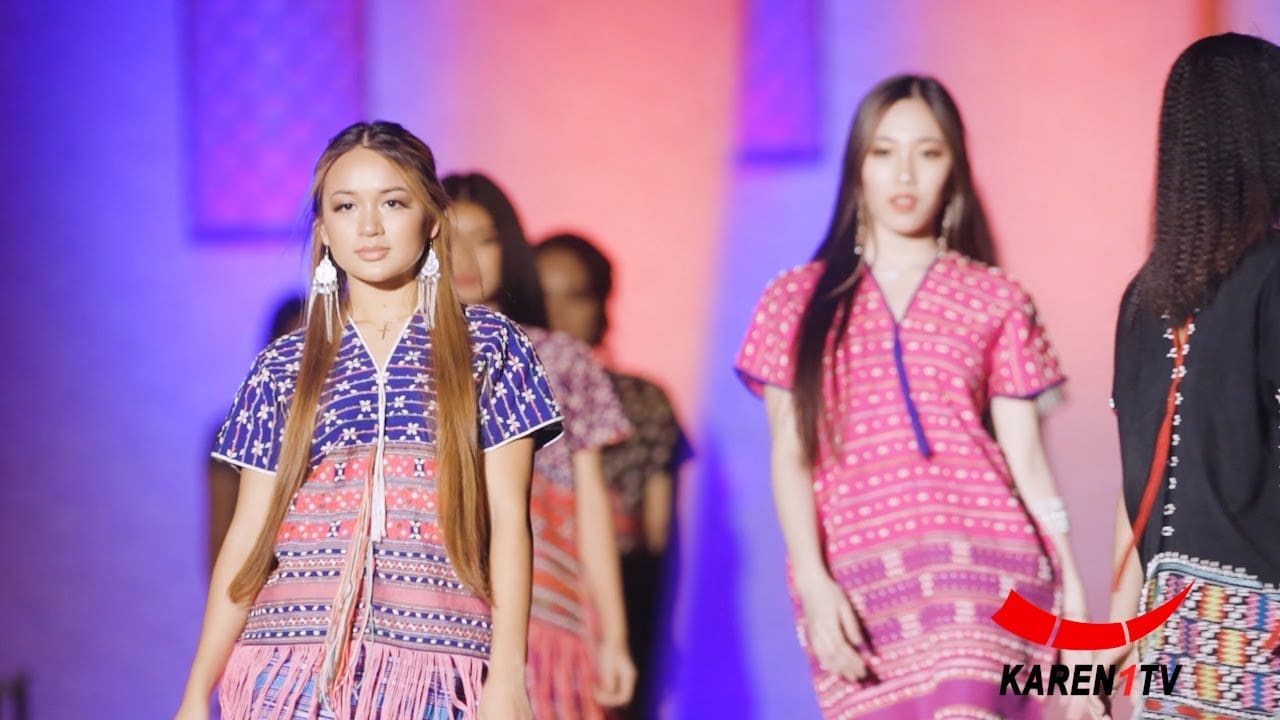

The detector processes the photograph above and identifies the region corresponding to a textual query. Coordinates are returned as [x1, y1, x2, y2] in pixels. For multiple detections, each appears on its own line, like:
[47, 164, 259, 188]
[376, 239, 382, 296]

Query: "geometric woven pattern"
[736, 0, 821, 163]
[187, 0, 365, 238]
[1137, 553, 1280, 719]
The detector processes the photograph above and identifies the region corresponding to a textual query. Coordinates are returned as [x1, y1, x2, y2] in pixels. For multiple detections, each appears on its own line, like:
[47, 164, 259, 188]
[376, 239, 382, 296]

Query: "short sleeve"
[637, 380, 691, 477]
[734, 266, 815, 397]
[478, 321, 564, 452]
[987, 287, 1066, 402]
[212, 353, 284, 474]
[553, 338, 630, 453]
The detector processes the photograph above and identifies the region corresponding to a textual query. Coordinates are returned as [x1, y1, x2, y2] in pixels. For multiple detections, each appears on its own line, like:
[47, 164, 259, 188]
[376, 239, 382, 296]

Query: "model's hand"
[797, 572, 869, 682]
[592, 637, 637, 707]
[478, 668, 532, 720]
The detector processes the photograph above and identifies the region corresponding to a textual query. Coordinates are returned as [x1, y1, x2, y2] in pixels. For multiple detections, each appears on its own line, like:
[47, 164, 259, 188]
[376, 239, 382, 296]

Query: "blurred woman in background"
[535, 232, 690, 720]
[446, 173, 635, 720]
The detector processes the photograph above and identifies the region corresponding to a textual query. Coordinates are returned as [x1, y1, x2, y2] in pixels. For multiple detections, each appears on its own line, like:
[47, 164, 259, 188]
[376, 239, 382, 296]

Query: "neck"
[346, 277, 418, 323]
[862, 224, 940, 267]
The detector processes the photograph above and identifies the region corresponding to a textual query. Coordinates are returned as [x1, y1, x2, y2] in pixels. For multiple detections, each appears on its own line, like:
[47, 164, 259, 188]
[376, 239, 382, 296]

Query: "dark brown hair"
[1133, 33, 1280, 321]
[793, 75, 996, 462]
[443, 173, 548, 328]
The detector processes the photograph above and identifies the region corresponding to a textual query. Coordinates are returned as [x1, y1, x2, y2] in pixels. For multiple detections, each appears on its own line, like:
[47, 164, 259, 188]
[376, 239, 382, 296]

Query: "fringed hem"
[526, 619, 602, 720]
[219, 641, 485, 720]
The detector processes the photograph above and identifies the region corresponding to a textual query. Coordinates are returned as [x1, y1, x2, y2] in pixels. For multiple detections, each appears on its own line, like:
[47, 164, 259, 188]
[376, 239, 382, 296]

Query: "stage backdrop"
[1, 2, 1277, 718]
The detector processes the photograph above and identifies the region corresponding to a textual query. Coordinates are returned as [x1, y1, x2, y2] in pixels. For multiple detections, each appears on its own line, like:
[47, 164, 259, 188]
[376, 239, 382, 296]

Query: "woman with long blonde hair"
[174, 121, 562, 720]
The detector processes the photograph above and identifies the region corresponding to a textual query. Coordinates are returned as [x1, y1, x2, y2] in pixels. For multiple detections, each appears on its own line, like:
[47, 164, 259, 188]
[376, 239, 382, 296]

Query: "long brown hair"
[793, 75, 997, 463]
[1133, 33, 1280, 321]
[442, 173, 549, 328]
[229, 122, 493, 603]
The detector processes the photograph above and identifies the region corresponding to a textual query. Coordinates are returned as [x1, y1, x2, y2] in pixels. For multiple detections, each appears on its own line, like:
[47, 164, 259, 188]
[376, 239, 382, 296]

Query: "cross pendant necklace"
[353, 314, 409, 340]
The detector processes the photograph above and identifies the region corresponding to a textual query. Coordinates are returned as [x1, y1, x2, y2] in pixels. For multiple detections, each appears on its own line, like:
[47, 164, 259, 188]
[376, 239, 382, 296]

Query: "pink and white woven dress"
[736, 252, 1065, 719]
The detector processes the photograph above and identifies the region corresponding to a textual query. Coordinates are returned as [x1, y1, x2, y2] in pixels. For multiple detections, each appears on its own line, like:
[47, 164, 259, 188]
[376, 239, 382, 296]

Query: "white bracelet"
[1028, 496, 1070, 535]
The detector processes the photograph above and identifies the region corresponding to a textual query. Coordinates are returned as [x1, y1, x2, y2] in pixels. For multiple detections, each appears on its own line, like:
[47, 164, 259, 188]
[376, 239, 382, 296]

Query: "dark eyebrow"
[327, 186, 411, 198]
[872, 136, 946, 144]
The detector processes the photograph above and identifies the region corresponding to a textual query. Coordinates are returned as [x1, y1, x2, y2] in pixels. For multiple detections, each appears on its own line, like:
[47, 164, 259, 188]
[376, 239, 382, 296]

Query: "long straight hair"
[229, 122, 493, 603]
[442, 173, 549, 328]
[1133, 33, 1280, 321]
[793, 75, 996, 463]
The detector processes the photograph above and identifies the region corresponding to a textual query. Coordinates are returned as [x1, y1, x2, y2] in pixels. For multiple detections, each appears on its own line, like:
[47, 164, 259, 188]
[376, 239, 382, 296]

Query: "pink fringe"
[526, 619, 602, 720]
[219, 641, 485, 720]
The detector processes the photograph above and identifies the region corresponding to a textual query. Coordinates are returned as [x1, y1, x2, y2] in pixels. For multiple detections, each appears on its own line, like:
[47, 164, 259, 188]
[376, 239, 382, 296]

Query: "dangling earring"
[854, 195, 869, 258]
[309, 247, 340, 341]
[938, 197, 961, 255]
[417, 244, 441, 330]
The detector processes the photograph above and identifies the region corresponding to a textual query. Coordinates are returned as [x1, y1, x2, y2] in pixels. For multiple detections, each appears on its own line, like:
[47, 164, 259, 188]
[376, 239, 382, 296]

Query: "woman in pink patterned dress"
[735, 75, 1090, 719]
[445, 172, 636, 720]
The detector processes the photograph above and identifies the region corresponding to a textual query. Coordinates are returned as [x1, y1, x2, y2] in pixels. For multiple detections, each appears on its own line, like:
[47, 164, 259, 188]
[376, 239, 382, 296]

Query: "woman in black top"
[1109, 33, 1280, 720]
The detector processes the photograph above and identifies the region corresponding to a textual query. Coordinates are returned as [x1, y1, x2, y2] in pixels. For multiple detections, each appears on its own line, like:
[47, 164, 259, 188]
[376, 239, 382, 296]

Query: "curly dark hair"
[792, 74, 996, 463]
[1133, 32, 1280, 321]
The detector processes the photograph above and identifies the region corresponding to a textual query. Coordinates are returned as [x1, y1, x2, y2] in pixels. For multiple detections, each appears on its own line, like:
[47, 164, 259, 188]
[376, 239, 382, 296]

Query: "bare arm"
[177, 467, 276, 712]
[483, 437, 535, 683]
[763, 385, 867, 680]
[763, 386, 827, 586]
[1102, 495, 1143, 666]
[477, 437, 536, 720]
[641, 470, 674, 554]
[990, 397, 1088, 618]
[572, 448, 635, 706]
[206, 460, 240, 576]
[574, 449, 628, 645]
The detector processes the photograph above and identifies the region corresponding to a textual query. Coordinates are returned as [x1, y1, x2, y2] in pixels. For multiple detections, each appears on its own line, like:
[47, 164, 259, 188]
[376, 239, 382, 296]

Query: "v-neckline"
[865, 253, 943, 325]
[348, 314, 416, 375]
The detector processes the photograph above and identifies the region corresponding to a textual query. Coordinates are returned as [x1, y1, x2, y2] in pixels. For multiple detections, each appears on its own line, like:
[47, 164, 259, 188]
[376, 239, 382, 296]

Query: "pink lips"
[355, 246, 390, 261]
[890, 194, 918, 212]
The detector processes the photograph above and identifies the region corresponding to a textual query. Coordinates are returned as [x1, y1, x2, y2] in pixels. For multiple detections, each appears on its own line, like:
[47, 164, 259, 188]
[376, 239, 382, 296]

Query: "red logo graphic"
[992, 584, 1194, 651]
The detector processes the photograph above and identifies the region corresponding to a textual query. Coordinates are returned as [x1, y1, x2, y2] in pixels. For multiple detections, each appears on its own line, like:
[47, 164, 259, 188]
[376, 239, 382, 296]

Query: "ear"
[429, 221, 441, 240]
[316, 220, 330, 247]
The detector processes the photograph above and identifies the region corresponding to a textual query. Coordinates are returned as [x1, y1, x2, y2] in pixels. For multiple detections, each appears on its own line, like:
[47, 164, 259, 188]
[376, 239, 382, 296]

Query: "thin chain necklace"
[352, 313, 413, 340]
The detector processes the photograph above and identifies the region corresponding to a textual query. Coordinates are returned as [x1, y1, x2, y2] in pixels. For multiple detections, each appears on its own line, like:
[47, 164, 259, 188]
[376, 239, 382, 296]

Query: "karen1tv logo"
[990, 584, 1194, 697]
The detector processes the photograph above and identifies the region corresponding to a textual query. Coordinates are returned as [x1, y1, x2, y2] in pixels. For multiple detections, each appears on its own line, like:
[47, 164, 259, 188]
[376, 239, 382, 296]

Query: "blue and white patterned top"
[210, 304, 562, 663]
[214, 304, 563, 474]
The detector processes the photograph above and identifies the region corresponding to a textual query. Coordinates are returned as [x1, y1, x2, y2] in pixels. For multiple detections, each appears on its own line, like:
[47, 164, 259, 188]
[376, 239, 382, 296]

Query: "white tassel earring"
[417, 244, 441, 330]
[309, 247, 340, 341]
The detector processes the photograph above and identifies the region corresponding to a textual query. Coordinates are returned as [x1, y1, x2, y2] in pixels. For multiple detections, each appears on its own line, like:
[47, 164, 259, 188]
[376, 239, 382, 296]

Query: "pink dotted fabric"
[735, 253, 1065, 719]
